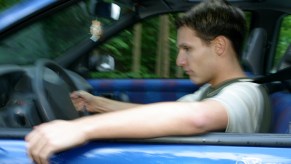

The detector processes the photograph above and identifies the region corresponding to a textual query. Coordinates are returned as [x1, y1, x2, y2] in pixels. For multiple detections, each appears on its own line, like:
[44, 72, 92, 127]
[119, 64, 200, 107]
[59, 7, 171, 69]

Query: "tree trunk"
[156, 15, 170, 77]
[132, 23, 142, 72]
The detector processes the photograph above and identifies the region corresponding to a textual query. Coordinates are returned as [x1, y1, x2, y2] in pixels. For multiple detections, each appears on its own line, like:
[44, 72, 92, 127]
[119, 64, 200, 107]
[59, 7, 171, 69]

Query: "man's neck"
[210, 68, 246, 87]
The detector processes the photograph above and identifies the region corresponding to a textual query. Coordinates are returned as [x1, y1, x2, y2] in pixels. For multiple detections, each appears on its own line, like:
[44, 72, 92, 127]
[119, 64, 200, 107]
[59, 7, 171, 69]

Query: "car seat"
[271, 44, 291, 133]
[271, 92, 291, 133]
[241, 27, 267, 75]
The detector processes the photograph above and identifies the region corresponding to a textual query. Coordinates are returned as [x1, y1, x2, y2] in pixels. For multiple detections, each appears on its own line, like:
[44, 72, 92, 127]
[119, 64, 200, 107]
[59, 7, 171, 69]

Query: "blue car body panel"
[0, 140, 32, 163]
[1, 139, 291, 163]
[88, 79, 198, 103]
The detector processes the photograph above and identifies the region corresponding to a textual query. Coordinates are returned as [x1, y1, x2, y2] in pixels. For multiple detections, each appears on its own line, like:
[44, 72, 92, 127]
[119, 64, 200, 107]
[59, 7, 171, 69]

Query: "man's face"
[176, 26, 216, 85]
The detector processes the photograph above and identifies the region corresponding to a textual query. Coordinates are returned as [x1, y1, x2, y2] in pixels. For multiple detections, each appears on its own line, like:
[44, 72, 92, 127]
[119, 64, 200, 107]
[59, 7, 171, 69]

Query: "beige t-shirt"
[178, 82, 268, 133]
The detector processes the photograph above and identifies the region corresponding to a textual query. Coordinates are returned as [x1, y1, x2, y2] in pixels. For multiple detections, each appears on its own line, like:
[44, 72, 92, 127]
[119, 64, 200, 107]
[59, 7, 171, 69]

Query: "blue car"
[1, 0, 291, 163]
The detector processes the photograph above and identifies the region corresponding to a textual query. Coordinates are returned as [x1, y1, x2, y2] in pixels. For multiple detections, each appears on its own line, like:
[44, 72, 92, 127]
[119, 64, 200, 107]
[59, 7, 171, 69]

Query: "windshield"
[0, 0, 129, 65]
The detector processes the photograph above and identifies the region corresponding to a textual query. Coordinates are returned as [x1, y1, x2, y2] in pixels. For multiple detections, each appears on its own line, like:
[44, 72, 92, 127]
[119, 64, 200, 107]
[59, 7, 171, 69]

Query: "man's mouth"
[184, 69, 192, 75]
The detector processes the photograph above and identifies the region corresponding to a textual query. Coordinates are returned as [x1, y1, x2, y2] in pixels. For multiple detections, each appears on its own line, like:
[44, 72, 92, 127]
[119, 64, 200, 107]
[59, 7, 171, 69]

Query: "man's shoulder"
[224, 81, 260, 90]
[219, 81, 267, 99]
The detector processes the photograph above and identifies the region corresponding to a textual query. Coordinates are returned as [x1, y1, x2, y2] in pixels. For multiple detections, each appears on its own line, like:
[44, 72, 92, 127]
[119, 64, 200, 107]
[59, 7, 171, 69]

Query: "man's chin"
[189, 77, 206, 86]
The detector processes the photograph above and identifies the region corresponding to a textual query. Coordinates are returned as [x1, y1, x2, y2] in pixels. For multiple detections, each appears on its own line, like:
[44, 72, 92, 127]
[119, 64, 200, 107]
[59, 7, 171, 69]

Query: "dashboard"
[0, 66, 26, 108]
[0, 64, 92, 128]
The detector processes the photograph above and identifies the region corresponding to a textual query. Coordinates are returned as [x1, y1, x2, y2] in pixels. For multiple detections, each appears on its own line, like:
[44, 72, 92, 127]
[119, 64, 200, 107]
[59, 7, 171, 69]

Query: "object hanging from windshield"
[90, 20, 102, 41]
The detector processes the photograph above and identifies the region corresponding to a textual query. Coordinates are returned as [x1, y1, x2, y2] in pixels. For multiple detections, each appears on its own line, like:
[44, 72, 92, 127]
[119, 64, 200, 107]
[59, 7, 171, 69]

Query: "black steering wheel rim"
[33, 59, 79, 121]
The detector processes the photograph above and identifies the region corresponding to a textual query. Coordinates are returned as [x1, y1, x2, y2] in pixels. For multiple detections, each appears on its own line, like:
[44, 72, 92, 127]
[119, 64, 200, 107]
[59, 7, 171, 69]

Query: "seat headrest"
[242, 28, 267, 75]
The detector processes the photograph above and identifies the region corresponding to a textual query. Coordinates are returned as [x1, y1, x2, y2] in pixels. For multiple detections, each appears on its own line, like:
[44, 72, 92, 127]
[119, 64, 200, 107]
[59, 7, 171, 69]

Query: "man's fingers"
[70, 91, 82, 99]
[38, 145, 54, 164]
[31, 139, 48, 164]
[71, 91, 85, 111]
[26, 126, 47, 164]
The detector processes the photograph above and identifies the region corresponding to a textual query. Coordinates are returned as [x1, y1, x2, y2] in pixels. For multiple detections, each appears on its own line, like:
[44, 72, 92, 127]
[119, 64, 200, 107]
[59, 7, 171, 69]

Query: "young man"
[26, 0, 270, 163]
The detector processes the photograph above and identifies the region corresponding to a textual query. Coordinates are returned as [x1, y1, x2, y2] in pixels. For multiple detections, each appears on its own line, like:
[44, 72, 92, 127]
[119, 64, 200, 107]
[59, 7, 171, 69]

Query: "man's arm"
[71, 91, 141, 113]
[26, 100, 227, 164]
[93, 96, 141, 112]
[80, 100, 227, 139]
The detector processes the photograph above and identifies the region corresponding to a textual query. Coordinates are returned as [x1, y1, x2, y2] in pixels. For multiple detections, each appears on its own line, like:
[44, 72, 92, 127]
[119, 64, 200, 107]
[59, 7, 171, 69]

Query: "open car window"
[79, 11, 252, 79]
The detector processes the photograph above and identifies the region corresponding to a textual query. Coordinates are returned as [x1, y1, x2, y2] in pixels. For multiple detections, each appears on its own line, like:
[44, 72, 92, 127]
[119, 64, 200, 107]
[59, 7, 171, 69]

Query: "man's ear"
[213, 36, 227, 56]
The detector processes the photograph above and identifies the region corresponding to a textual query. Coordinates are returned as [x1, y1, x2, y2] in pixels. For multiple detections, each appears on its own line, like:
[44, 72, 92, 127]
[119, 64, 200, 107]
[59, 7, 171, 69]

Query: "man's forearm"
[74, 102, 204, 140]
[95, 96, 142, 112]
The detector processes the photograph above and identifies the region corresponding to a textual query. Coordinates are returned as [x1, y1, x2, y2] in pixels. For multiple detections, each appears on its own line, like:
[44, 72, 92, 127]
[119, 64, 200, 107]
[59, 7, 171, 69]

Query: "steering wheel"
[33, 59, 80, 122]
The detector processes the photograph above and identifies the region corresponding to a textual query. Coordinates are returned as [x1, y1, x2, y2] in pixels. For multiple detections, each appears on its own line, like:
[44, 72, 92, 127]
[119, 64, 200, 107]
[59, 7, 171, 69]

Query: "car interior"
[240, 27, 291, 134]
[0, 0, 290, 142]
[1, 1, 291, 163]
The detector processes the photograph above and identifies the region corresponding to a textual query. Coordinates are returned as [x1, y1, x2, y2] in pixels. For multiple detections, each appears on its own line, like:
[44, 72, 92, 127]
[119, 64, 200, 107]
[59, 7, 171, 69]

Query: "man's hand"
[70, 91, 100, 113]
[25, 120, 87, 164]
[71, 90, 126, 113]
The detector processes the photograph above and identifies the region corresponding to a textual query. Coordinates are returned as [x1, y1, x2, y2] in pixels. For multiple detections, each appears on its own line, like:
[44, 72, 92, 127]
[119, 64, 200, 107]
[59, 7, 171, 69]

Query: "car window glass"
[273, 15, 291, 69]
[0, 0, 129, 65]
[0, 1, 91, 65]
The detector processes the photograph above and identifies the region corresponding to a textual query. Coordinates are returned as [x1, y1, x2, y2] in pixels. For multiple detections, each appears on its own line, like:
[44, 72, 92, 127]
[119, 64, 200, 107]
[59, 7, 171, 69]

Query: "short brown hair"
[176, 0, 246, 60]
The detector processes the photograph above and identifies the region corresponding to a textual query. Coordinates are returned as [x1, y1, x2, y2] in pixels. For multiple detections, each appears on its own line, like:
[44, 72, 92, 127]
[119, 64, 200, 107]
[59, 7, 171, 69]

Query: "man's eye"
[183, 47, 190, 52]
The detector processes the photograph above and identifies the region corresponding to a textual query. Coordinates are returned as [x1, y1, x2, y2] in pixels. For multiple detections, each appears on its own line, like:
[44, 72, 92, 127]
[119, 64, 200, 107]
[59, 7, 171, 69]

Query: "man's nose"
[176, 52, 186, 67]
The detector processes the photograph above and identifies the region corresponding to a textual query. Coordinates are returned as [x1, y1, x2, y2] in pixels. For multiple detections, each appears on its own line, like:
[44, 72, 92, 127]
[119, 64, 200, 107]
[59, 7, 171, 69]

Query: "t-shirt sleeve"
[208, 82, 265, 133]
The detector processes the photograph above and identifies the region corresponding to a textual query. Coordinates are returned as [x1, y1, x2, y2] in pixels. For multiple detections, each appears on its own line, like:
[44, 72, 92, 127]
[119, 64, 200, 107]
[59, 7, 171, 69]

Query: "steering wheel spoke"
[33, 59, 81, 121]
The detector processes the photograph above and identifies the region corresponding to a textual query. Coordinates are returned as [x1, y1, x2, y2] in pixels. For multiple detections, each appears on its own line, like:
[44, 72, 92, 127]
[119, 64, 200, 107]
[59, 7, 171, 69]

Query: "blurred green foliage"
[274, 15, 291, 67]
[0, 0, 21, 12]
[90, 14, 182, 79]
